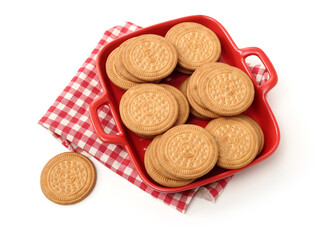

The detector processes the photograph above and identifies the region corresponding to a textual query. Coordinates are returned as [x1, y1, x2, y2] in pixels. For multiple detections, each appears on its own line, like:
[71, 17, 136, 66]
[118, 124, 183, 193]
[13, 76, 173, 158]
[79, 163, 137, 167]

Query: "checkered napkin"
[38, 22, 269, 213]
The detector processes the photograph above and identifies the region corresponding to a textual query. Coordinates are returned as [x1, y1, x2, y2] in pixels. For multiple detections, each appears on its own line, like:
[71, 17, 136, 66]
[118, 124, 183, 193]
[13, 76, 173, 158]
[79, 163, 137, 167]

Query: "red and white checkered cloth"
[38, 22, 268, 213]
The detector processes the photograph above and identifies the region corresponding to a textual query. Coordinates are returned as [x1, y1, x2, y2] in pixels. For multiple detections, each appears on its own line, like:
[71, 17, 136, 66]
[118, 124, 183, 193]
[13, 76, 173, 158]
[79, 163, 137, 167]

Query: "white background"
[1, 0, 323, 239]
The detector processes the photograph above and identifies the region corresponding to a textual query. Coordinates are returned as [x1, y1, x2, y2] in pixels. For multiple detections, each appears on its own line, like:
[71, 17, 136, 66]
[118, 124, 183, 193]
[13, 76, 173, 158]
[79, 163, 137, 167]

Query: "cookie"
[144, 138, 195, 187]
[252, 120, 264, 155]
[165, 22, 221, 71]
[40, 152, 96, 205]
[197, 64, 255, 116]
[186, 77, 220, 119]
[158, 124, 218, 179]
[150, 135, 183, 180]
[160, 84, 190, 125]
[179, 78, 209, 120]
[122, 34, 178, 81]
[205, 117, 259, 169]
[240, 115, 264, 155]
[190, 106, 210, 120]
[115, 39, 144, 83]
[105, 48, 138, 90]
[176, 65, 194, 75]
[188, 62, 228, 102]
[135, 133, 156, 139]
[119, 83, 179, 137]
[179, 77, 190, 96]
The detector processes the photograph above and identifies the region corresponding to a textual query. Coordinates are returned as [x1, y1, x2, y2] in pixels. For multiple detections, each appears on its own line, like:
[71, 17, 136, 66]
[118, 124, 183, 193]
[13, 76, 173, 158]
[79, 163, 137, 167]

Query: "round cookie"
[40, 152, 96, 205]
[197, 64, 255, 116]
[158, 124, 218, 179]
[105, 48, 138, 90]
[186, 78, 220, 119]
[179, 77, 190, 96]
[150, 135, 183, 180]
[119, 83, 179, 136]
[188, 62, 228, 102]
[144, 138, 195, 187]
[179, 78, 209, 120]
[205, 117, 259, 169]
[115, 39, 144, 83]
[252, 120, 264, 155]
[239, 115, 264, 155]
[160, 84, 190, 126]
[123, 34, 178, 81]
[165, 22, 221, 71]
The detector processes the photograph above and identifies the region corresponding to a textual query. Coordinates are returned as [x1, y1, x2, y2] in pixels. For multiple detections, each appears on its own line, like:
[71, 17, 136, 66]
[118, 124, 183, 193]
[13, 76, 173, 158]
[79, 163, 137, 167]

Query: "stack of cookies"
[119, 83, 190, 138]
[106, 34, 178, 90]
[144, 124, 218, 187]
[205, 115, 264, 170]
[104, 22, 264, 187]
[180, 62, 255, 119]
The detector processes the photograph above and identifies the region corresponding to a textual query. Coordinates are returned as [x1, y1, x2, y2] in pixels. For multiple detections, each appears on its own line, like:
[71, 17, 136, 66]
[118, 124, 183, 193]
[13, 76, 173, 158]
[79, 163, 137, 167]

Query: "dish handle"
[89, 94, 127, 145]
[239, 47, 278, 96]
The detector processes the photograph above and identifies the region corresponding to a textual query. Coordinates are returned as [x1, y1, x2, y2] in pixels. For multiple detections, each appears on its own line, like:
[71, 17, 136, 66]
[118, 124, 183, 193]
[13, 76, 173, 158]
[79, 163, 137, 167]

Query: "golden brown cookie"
[179, 77, 190, 96]
[186, 77, 220, 119]
[176, 65, 194, 75]
[115, 39, 144, 83]
[179, 78, 209, 120]
[205, 117, 259, 169]
[40, 152, 96, 205]
[150, 135, 183, 180]
[253, 120, 264, 155]
[190, 107, 210, 120]
[240, 115, 264, 155]
[105, 48, 138, 90]
[144, 138, 195, 187]
[119, 84, 179, 137]
[122, 34, 178, 81]
[134, 133, 156, 139]
[188, 62, 228, 102]
[158, 124, 218, 179]
[160, 84, 190, 125]
[197, 64, 255, 116]
[165, 22, 221, 71]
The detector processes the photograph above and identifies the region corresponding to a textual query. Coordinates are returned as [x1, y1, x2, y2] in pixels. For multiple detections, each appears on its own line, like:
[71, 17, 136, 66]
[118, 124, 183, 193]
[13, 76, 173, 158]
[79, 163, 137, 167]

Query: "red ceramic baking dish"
[89, 15, 280, 193]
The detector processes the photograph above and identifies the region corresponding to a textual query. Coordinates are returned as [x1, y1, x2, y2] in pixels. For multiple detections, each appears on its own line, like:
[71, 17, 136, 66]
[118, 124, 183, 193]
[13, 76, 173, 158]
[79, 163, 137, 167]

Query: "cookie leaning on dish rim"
[239, 114, 264, 155]
[105, 48, 138, 90]
[205, 116, 260, 169]
[115, 38, 145, 83]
